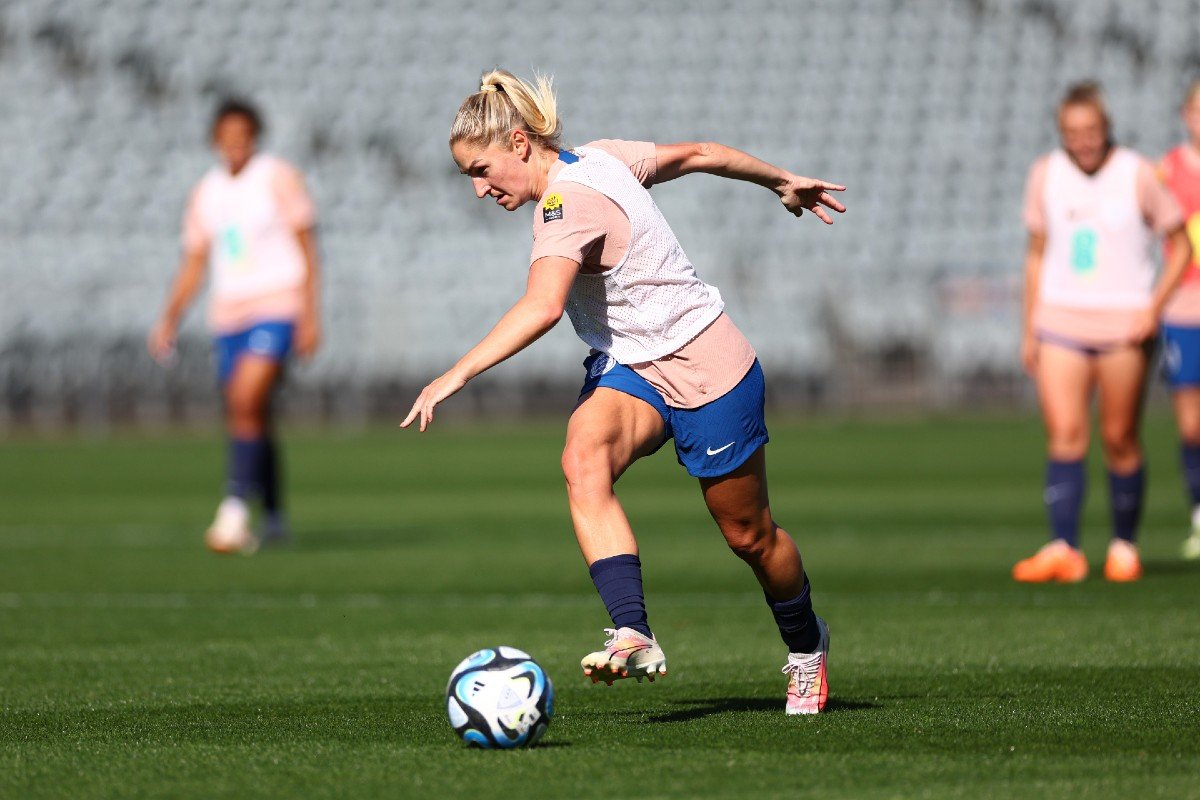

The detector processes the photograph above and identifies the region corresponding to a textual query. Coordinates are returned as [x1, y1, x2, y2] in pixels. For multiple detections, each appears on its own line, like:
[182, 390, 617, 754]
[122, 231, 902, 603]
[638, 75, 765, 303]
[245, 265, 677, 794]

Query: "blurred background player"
[1015, 82, 1191, 583]
[1158, 79, 1200, 560]
[148, 99, 321, 553]
[402, 70, 845, 714]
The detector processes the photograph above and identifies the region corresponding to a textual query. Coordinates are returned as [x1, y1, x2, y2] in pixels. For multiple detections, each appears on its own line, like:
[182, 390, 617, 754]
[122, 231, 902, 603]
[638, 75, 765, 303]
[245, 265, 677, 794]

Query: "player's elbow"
[692, 141, 718, 170]
[531, 299, 565, 331]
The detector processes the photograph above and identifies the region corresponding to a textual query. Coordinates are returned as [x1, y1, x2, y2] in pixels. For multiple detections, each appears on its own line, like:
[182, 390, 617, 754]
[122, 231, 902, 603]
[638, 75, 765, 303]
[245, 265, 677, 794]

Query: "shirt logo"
[588, 353, 614, 379]
[542, 193, 564, 223]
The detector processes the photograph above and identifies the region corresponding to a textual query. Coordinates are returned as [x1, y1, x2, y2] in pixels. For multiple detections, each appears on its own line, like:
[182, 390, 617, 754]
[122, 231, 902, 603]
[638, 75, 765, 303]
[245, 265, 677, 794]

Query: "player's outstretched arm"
[401, 256, 578, 432]
[653, 142, 846, 223]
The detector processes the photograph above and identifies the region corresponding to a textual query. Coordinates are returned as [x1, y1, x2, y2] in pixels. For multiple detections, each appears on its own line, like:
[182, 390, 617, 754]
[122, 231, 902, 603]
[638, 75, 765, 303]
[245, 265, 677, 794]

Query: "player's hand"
[147, 319, 177, 365]
[1020, 330, 1039, 375]
[776, 175, 846, 224]
[1128, 309, 1158, 344]
[295, 312, 321, 359]
[401, 367, 470, 432]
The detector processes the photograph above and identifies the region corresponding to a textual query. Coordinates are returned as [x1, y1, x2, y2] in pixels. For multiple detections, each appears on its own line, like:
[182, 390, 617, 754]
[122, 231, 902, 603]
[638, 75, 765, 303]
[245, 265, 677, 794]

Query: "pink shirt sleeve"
[586, 139, 658, 187]
[181, 184, 210, 254]
[1136, 160, 1185, 234]
[270, 160, 316, 230]
[530, 182, 617, 266]
[1022, 156, 1049, 235]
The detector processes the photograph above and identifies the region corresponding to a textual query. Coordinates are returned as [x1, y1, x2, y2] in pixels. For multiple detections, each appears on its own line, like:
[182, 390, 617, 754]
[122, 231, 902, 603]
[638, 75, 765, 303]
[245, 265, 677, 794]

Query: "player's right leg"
[207, 349, 284, 554]
[1164, 324, 1200, 559]
[563, 372, 669, 684]
[1013, 340, 1093, 583]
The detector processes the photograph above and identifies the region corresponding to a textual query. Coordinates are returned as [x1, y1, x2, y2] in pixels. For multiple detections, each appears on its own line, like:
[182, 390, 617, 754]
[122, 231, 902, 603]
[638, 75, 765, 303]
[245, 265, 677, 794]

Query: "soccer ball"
[445, 646, 554, 748]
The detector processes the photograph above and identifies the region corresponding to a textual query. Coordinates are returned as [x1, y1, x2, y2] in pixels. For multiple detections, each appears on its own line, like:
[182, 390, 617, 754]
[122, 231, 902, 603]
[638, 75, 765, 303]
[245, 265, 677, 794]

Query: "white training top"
[1039, 148, 1157, 310]
[552, 146, 724, 364]
[185, 154, 311, 316]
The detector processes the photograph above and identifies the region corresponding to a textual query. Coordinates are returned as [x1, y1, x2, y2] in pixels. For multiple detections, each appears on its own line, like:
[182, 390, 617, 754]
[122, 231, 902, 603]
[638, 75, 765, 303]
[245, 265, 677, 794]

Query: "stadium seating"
[1, 0, 1198, 422]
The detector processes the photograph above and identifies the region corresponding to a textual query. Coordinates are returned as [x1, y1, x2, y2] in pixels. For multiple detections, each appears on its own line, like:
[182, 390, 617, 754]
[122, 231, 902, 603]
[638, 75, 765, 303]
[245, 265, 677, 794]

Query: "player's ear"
[510, 129, 531, 160]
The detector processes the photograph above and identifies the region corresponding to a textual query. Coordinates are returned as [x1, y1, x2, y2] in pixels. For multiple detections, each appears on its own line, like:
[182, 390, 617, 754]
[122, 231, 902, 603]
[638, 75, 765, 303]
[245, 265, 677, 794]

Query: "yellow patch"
[543, 193, 563, 211]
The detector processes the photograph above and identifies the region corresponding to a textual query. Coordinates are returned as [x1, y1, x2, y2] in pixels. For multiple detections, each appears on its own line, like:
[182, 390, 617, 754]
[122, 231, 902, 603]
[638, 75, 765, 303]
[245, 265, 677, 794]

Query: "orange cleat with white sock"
[1103, 538, 1143, 582]
[1012, 539, 1088, 583]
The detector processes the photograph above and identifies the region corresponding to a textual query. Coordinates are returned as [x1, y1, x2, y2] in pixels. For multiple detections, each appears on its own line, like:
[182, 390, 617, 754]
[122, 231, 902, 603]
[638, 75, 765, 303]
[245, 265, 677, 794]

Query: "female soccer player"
[1159, 79, 1200, 560]
[148, 99, 321, 554]
[1015, 82, 1190, 583]
[402, 70, 845, 714]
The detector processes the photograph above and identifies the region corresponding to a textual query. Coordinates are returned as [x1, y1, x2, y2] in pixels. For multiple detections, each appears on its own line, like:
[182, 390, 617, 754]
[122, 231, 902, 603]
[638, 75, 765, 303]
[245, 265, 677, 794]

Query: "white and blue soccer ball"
[445, 646, 554, 749]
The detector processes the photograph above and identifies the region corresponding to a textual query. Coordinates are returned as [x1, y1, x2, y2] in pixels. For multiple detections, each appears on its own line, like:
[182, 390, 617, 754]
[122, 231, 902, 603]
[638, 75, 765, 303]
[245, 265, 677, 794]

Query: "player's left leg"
[700, 447, 828, 714]
[1096, 342, 1151, 581]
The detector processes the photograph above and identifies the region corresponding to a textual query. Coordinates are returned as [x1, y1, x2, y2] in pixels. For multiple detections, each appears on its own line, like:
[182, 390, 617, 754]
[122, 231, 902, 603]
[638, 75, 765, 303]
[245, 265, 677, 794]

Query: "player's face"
[1183, 97, 1200, 146]
[452, 139, 533, 212]
[213, 115, 257, 174]
[1058, 104, 1110, 174]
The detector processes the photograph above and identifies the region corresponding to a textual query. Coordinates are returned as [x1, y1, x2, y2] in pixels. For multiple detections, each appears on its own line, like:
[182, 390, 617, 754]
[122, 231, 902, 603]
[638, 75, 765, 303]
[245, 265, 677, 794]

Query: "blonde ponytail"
[449, 69, 563, 152]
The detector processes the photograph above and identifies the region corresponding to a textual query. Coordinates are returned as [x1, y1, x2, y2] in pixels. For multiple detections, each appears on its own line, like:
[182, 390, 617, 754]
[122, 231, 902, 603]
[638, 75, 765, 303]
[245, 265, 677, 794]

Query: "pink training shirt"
[1023, 147, 1184, 345]
[1160, 145, 1200, 325]
[183, 153, 315, 334]
[530, 140, 756, 409]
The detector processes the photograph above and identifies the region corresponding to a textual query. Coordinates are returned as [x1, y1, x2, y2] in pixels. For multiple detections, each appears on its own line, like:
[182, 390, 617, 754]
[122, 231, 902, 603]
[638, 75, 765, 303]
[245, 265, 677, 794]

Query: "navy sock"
[588, 554, 652, 638]
[1045, 459, 1086, 547]
[261, 435, 281, 514]
[228, 437, 266, 501]
[1109, 464, 1145, 543]
[766, 576, 820, 654]
[1181, 444, 1200, 506]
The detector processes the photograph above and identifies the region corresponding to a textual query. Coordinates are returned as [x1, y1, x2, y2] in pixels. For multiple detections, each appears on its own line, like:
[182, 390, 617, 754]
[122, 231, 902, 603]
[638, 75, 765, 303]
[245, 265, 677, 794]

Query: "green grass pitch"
[1, 415, 1198, 799]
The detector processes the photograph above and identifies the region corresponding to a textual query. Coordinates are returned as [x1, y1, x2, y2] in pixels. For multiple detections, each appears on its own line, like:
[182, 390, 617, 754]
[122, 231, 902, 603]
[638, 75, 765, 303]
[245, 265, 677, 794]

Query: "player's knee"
[1047, 424, 1087, 457]
[720, 516, 776, 564]
[1178, 418, 1200, 447]
[226, 387, 266, 431]
[1100, 423, 1137, 457]
[561, 441, 613, 496]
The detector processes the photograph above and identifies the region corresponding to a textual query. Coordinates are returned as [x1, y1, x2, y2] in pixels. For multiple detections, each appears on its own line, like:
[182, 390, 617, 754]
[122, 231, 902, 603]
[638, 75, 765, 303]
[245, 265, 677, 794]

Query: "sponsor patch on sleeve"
[542, 193, 564, 223]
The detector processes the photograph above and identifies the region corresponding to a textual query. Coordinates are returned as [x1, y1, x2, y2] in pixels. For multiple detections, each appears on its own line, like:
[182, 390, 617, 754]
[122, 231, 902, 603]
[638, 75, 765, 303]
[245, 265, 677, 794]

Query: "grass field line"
[0, 588, 1183, 611]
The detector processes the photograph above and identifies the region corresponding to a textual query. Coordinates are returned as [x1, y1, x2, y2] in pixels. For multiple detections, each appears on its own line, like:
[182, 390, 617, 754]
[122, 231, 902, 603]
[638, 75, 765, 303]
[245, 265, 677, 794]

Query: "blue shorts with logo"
[579, 352, 769, 479]
[1162, 323, 1200, 388]
[214, 320, 295, 385]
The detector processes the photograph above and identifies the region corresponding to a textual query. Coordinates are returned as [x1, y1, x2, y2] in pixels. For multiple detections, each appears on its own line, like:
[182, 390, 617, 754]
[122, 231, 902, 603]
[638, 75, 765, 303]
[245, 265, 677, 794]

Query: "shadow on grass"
[648, 696, 879, 723]
[277, 527, 430, 552]
[1142, 559, 1200, 576]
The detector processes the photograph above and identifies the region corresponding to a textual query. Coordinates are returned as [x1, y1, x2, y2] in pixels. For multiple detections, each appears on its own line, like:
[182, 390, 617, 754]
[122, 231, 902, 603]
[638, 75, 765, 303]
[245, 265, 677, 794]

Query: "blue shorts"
[214, 320, 295, 385]
[1162, 324, 1200, 388]
[579, 353, 769, 479]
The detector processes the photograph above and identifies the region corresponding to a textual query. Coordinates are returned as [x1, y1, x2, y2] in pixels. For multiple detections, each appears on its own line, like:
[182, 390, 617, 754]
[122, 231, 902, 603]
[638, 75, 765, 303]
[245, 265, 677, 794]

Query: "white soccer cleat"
[1185, 507, 1200, 561]
[204, 496, 257, 555]
[580, 627, 667, 686]
[784, 615, 829, 715]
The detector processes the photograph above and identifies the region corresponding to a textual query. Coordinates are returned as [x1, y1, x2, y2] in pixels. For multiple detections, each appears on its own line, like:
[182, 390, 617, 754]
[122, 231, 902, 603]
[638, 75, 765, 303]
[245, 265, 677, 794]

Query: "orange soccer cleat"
[1103, 539, 1143, 582]
[1012, 539, 1088, 583]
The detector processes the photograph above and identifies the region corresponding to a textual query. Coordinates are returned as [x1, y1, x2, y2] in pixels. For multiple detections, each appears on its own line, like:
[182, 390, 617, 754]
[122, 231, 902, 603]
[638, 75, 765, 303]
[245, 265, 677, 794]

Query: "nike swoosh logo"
[706, 442, 736, 456]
